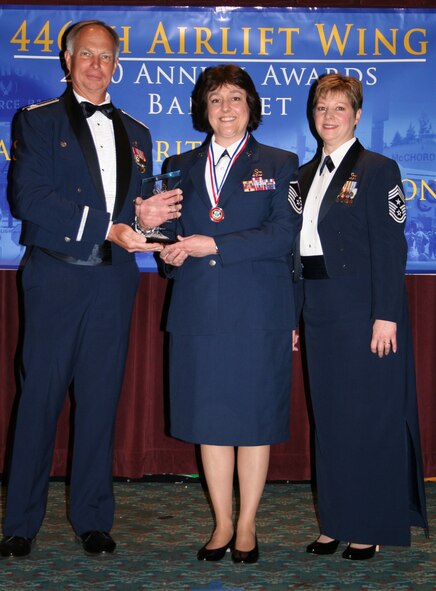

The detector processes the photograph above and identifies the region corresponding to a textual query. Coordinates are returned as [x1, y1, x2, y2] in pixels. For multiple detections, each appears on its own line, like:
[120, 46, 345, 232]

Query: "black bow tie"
[81, 101, 114, 119]
[319, 154, 335, 175]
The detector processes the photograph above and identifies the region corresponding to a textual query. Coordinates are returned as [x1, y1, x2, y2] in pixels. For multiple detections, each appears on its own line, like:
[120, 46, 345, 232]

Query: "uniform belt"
[39, 243, 112, 266]
[301, 255, 329, 279]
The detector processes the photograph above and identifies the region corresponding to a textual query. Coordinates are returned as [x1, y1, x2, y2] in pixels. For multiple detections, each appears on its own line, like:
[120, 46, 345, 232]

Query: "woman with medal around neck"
[297, 74, 428, 560]
[160, 65, 301, 563]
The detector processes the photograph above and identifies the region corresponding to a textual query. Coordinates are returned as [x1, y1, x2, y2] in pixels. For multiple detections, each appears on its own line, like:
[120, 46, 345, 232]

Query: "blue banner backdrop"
[0, 6, 435, 272]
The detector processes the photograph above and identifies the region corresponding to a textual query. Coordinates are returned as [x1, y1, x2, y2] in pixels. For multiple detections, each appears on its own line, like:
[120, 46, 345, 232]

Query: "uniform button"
[77, 187, 82, 193]
[209, 259, 217, 267]
[342, 264, 346, 269]
[64, 236, 71, 242]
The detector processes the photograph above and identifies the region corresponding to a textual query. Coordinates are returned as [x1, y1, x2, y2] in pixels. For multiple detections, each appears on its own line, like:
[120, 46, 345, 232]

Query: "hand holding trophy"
[134, 170, 182, 243]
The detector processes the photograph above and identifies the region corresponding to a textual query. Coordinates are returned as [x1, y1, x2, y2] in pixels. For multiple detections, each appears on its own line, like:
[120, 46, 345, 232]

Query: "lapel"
[295, 155, 320, 278]
[112, 108, 132, 219]
[64, 89, 106, 205]
[189, 135, 259, 211]
[299, 157, 320, 204]
[64, 90, 132, 218]
[318, 139, 364, 224]
[189, 144, 210, 210]
[218, 135, 259, 208]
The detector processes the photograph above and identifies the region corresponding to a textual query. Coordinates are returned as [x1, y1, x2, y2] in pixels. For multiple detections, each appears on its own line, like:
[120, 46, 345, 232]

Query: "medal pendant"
[210, 207, 224, 222]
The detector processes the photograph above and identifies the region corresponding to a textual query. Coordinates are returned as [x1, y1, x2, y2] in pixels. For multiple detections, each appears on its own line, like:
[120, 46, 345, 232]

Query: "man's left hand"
[108, 223, 164, 253]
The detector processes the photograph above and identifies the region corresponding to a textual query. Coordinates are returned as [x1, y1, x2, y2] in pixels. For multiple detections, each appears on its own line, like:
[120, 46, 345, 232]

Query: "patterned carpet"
[0, 480, 434, 591]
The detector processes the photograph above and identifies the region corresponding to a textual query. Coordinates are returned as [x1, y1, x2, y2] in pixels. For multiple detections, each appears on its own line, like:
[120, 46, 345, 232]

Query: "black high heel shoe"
[342, 544, 380, 560]
[197, 533, 235, 561]
[231, 535, 259, 564]
[306, 538, 340, 555]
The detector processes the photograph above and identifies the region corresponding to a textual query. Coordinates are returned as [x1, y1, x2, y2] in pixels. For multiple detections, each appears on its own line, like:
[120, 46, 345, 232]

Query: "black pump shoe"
[197, 533, 235, 561]
[306, 538, 340, 555]
[231, 535, 259, 564]
[342, 544, 380, 560]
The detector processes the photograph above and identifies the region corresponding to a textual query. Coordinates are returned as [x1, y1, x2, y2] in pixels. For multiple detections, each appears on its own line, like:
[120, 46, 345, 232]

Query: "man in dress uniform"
[0, 20, 181, 558]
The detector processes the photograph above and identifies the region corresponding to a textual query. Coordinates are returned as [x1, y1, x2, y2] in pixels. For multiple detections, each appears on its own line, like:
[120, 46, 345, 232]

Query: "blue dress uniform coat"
[3, 89, 152, 539]
[298, 140, 428, 545]
[163, 135, 302, 445]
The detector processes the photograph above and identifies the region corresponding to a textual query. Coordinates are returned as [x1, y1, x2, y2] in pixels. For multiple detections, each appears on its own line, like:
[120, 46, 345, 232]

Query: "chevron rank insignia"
[288, 180, 302, 214]
[388, 185, 406, 223]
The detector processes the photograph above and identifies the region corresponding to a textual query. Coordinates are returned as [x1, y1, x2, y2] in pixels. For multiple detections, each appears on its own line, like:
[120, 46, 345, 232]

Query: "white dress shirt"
[74, 91, 116, 241]
[300, 138, 356, 256]
[205, 136, 241, 207]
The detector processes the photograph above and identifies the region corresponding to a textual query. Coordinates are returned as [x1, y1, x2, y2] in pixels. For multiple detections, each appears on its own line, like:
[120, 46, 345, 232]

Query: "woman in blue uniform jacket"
[159, 65, 301, 563]
[297, 74, 428, 560]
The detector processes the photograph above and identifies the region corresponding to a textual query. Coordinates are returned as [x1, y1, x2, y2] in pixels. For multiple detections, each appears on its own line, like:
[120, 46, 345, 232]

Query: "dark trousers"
[3, 248, 139, 538]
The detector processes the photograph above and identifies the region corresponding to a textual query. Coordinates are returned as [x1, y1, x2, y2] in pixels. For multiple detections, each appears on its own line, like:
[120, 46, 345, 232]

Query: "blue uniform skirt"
[168, 330, 293, 446]
[303, 273, 427, 546]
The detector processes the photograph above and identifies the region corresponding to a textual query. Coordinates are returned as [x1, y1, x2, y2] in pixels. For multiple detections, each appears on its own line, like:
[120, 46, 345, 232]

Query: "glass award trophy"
[134, 170, 181, 243]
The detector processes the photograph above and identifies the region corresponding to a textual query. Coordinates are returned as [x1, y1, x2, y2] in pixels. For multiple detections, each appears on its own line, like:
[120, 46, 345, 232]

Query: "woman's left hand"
[370, 319, 397, 358]
[160, 234, 217, 266]
[292, 330, 299, 352]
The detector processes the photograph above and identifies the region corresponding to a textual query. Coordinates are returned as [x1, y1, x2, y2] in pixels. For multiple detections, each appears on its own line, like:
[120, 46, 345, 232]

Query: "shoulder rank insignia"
[121, 110, 150, 130]
[24, 98, 59, 111]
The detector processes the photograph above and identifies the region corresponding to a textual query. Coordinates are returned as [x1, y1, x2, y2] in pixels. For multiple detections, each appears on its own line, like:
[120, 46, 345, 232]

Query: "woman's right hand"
[370, 319, 397, 358]
[160, 243, 188, 267]
[160, 234, 218, 266]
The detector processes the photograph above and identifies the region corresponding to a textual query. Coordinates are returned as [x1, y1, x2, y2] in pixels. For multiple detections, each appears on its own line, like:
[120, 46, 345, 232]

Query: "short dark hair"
[191, 65, 262, 133]
[65, 20, 120, 59]
[313, 73, 363, 114]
